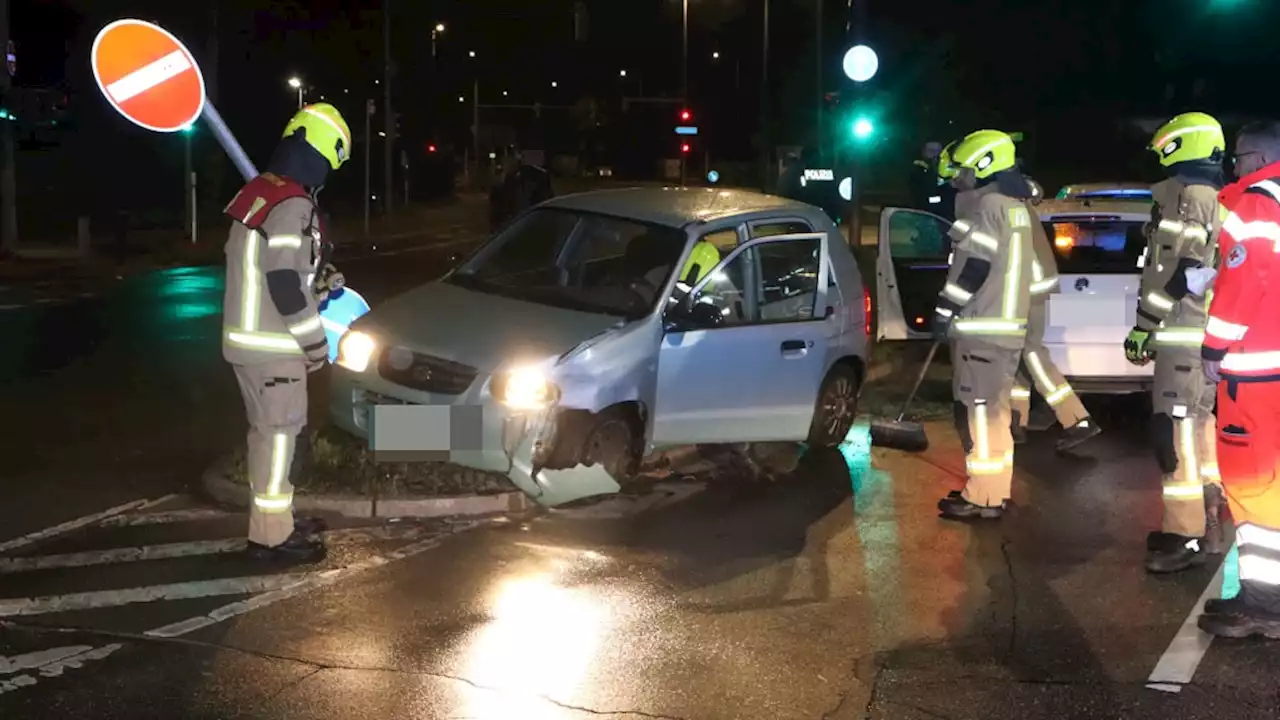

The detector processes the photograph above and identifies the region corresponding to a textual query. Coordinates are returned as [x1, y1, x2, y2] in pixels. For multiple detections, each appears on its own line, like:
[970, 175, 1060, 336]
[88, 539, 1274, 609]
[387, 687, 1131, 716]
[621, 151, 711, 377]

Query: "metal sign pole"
[200, 103, 257, 182]
[364, 99, 372, 237]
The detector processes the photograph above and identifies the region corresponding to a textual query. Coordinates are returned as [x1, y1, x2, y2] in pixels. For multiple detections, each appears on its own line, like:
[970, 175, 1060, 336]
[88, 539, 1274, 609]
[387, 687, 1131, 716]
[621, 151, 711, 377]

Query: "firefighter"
[1011, 176, 1100, 450]
[1198, 120, 1280, 639]
[932, 129, 1035, 520]
[910, 141, 944, 211]
[1127, 112, 1227, 574]
[222, 103, 352, 563]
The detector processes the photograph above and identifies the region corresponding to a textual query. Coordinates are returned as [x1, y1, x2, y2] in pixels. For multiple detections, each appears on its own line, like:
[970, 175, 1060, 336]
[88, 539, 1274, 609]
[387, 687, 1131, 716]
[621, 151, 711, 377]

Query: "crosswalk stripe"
[0, 573, 315, 618]
[0, 498, 171, 555]
[0, 539, 247, 574]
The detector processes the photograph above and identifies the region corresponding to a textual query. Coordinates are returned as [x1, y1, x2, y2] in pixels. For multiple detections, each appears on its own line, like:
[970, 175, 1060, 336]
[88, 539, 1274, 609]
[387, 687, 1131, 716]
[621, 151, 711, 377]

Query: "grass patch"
[227, 426, 515, 498]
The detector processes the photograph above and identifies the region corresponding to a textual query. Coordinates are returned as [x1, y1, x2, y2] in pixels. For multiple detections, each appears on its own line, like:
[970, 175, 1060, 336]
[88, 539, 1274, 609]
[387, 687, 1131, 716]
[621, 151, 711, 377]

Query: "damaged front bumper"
[330, 367, 621, 507]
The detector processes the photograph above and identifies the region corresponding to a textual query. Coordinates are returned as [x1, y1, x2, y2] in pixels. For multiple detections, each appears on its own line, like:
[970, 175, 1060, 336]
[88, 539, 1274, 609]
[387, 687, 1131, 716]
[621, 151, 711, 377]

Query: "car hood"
[354, 281, 624, 372]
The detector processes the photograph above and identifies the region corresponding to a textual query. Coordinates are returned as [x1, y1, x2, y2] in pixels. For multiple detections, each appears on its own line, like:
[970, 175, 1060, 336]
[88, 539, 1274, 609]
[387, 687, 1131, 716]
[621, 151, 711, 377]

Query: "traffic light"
[427, 143, 437, 153]
[852, 116, 874, 140]
[680, 142, 691, 154]
[679, 108, 692, 123]
[179, 124, 194, 134]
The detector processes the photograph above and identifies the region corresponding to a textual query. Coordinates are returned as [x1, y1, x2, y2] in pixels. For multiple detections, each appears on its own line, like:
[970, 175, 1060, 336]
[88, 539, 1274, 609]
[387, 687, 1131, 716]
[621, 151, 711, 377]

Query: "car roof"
[540, 187, 820, 228]
[1036, 199, 1152, 221]
[1056, 182, 1152, 199]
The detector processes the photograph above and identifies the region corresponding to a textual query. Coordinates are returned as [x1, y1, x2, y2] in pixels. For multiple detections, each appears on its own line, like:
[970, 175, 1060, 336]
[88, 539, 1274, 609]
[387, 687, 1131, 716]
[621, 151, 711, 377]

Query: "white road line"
[145, 527, 469, 638]
[105, 49, 192, 104]
[0, 538, 246, 574]
[97, 507, 234, 528]
[1146, 555, 1226, 693]
[0, 573, 315, 618]
[0, 303, 24, 310]
[0, 499, 157, 555]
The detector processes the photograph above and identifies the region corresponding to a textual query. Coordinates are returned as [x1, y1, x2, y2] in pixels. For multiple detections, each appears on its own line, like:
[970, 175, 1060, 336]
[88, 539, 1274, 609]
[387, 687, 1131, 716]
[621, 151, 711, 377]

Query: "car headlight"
[337, 331, 377, 372]
[494, 366, 559, 410]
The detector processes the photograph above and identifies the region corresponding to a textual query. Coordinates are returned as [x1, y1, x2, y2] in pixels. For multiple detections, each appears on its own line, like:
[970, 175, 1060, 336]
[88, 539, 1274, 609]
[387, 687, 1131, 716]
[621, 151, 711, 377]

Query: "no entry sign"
[91, 19, 206, 133]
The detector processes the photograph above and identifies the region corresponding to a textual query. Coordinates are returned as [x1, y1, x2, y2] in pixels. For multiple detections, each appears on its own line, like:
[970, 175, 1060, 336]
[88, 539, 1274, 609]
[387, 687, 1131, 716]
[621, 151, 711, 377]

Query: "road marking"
[0, 303, 24, 310]
[1146, 555, 1226, 693]
[97, 507, 234, 528]
[145, 527, 467, 638]
[0, 573, 315, 618]
[0, 538, 246, 574]
[0, 644, 124, 696]
[0, 498, 161, 555]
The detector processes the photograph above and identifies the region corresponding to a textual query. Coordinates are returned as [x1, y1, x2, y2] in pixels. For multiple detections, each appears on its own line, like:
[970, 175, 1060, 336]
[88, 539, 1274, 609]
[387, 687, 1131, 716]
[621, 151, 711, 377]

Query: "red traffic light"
[427, 144, 437, 153]
[680, 143, 691, 154]
[679, 109, 692, 122]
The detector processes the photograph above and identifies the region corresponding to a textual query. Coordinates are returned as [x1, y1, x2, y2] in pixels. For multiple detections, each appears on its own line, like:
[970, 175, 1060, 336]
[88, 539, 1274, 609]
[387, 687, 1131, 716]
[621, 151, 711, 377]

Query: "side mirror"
[665, 298, 723, 332]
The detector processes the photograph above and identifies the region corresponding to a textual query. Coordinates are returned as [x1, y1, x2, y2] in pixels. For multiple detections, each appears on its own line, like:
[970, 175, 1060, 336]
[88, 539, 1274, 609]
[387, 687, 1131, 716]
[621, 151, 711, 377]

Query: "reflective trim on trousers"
[954, 319, 1027, 336]
[253, 493, 294, 513]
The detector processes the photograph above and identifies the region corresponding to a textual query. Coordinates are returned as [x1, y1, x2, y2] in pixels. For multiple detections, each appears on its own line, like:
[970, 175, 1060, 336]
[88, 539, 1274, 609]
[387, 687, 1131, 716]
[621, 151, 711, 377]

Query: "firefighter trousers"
[1151, 344, 1220, 538]
[1012, 302, 1089, 430]
[952, 339, 1022, 507]
[232, 359, 308, 548]
[1217, 380, 1280, 609]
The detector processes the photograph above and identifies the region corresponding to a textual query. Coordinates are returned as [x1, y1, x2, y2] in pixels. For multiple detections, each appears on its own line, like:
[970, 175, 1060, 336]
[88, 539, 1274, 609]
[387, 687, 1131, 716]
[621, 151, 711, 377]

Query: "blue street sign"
[319, 286, 371, 363]
[675, 126, 699, 136]
[707, 170, 720, 183]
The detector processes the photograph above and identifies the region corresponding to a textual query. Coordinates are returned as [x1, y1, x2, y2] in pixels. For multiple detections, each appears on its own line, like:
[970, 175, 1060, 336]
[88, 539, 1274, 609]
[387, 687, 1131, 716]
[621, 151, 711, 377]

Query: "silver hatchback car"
[329, 187, 870, 506]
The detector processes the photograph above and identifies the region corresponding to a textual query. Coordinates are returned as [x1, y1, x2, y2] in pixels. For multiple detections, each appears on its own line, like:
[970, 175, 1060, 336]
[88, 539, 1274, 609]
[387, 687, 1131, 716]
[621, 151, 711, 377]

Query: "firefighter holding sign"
[221, 103, 352, 563]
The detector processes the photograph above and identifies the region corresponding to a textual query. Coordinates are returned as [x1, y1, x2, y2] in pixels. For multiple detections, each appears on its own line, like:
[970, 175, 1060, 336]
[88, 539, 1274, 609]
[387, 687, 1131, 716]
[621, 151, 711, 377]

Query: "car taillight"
[863, 287, 872, 337]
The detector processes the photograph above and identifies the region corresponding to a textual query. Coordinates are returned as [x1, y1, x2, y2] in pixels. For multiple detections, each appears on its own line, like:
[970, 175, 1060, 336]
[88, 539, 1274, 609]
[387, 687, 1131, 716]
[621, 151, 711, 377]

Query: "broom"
[868, 341, 940, 452]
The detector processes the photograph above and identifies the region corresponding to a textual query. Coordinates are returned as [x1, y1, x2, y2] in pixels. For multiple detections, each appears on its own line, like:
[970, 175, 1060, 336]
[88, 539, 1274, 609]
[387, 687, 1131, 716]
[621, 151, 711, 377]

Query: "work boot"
[938, 490, 1006, 520]
[294, 516, 329, 536]
[1204, 593, 1250, 616]
[1055, 419, 1101, 452]
[1144, 533, 1205, 574]
[1198, 603, 1280, 640]
[1203, 484, 1229, 555]
[247, 530, 327, 564]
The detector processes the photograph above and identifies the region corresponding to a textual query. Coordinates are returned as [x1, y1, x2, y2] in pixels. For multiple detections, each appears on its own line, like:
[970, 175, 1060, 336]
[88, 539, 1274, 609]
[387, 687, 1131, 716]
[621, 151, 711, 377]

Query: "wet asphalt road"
[1, 217, 1279, 717]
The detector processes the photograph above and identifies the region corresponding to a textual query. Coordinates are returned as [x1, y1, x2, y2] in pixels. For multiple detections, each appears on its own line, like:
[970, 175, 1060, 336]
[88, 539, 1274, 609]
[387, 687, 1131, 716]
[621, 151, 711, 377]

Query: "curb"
[200, 455, 535, 520]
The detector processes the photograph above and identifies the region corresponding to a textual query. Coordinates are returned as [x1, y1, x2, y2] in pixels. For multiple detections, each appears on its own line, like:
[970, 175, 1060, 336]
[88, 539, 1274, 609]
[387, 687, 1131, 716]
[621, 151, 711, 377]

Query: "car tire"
[582, 408, 642, 485]
[807, 363, 861, 447]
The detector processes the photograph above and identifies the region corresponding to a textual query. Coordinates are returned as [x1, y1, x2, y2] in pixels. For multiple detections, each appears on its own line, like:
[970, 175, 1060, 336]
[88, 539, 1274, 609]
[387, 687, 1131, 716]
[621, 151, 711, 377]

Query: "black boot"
[247, 530, 327, 564]
[1145, 533, 1206, 574]
[294, 516, 329, 536]
[1056, 419, 1101, 452]
[938, 490, 1006, 520]
[1198, 598, 1280, 640]
[1203, 484, 1229, 555]
[1011, 425, 1028, 445]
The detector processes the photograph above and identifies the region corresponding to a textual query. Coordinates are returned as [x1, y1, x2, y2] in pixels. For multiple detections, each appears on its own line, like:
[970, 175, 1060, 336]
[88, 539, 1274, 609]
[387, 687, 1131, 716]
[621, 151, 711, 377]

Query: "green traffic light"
[852, 117, 874, 139]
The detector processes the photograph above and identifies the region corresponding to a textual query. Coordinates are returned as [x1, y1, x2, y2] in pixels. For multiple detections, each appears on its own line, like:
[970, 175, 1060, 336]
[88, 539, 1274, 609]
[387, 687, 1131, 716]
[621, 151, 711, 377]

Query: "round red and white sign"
[90, 19, 206, 133]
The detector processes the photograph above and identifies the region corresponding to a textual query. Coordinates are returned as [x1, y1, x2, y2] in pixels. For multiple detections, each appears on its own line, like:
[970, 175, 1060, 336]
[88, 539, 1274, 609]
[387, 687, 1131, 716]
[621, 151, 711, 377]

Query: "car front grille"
[376, 348, 478, 395]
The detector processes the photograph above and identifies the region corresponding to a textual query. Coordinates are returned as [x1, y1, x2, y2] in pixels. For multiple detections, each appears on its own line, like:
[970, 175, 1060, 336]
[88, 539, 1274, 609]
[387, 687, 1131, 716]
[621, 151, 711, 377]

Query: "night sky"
[6, 0, 1279, 238]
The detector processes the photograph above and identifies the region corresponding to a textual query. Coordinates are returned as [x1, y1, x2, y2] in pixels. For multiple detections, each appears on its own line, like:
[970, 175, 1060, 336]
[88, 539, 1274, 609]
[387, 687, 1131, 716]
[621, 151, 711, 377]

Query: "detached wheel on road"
[583, 408, 642, 486]
[807, 364, 861, 447]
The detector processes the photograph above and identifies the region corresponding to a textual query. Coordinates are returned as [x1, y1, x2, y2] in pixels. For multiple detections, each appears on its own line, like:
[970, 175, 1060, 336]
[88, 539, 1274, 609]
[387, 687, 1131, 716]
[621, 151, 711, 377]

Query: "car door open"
[651, 232, 832, 446]
[876, 208, 952, 340]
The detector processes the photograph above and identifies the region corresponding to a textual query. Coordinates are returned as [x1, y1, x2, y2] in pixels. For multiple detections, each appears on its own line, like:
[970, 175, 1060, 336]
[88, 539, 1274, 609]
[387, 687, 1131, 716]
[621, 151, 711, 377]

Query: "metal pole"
[0, 0, 17, 252]
[297, 86, 303, 109]
[183, 131, 195, 243]
[383, 0, 394, 219]
[364, 99, 372, 237]
[473, 77, 480, 184]
[816, 0, 823, 157]
[760, 0, 770, 192]
[681, 0, 688, 103]
[848, 0, 868, 246]
[200, 103, 257, 182]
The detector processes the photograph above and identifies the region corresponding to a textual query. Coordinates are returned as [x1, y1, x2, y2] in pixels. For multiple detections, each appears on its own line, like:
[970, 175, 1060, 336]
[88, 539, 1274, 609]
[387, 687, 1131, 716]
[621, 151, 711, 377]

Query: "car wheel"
[583, 409, 641, 484]
[807, 364, 861, 447]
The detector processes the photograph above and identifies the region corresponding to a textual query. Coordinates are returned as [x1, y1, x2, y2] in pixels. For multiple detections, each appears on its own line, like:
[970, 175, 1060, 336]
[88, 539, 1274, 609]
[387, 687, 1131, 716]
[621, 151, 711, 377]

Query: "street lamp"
[431, 22, 445, 58]
[287, 76, 303, 109]
[619, 69, 627, 77]
[712, 51, 720, 60]
[468, 50, 476, 58]
[550, 81, 558, 88]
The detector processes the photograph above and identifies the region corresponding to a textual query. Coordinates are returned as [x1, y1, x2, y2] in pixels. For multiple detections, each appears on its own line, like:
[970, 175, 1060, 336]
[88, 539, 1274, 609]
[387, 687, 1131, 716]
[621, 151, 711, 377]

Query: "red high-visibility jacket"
[1201, 162, 1280, 380]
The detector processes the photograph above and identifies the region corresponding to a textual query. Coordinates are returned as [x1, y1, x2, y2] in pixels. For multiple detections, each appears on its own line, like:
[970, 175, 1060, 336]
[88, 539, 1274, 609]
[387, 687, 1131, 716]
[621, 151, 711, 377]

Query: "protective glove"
[304, 340, 330, 369]
[1203, 359, 1222, 383]
[1124, 327, 1153, 366]
[931, 311, 953, 343]
[1184, 266, 1218, 298]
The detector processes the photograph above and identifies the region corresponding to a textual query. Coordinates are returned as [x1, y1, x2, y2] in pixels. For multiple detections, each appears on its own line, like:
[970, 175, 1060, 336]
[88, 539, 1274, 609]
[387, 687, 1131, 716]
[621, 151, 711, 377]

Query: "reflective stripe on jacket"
[1137, 178, 1220, 346]
[1201, 167, 1280, 380]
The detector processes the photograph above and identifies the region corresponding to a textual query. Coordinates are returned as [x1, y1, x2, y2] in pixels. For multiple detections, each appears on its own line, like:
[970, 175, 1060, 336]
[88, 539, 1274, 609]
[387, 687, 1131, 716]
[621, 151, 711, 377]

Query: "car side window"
[701, 228, 739, 251]
[689, 247, 752, 326]
[751, 220, 812, 238]
[887, 210, 950, 260]
[756, 237, 821, 322]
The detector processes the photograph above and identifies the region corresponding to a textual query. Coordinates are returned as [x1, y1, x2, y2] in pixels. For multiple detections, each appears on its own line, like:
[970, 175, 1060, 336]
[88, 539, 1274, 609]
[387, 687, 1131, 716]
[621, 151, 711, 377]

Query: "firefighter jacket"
[935, 184, 1034, 350]
[1201, 163, 1280, 380]
[1026, 201, 1060, 303]
[1135, 177, 1222, 347]
[221, 173, 329, 365]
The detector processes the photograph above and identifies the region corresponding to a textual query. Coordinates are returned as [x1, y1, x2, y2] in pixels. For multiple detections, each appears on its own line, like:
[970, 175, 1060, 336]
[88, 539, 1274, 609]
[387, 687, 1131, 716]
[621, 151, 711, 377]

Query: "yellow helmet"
[953, 129, 1017, 180]
[1149, 112, 1224, 167]
[681, 241, 722, 285]
[937, 141, 958, 183]
[283, 103, 352, 170]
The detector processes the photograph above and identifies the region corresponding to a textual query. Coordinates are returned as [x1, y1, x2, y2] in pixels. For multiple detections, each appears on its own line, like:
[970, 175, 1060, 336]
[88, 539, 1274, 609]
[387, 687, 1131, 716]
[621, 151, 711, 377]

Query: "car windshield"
[447, 208, 688, 319]
[1045, 218, 1146, 275]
